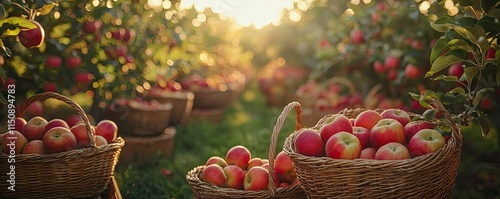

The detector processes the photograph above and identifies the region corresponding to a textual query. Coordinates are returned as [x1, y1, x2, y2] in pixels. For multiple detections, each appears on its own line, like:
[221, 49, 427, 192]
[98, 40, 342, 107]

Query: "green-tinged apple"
[205, 156, 228, 167]
[274, 151, 296, 183]
[247, 158, 265, 170]
[353, 126, 370, 149]
[22, 116, 48, 141]
[70, 123, 94, 148]
[45, 119, 70, 131]
[408, 129, 445, 158]
[370, 118, 405, 149]
[325, 132, 362, 159]
[244, 166, 270, 191]
[262, 163, 280, 186]
[201, 164, 227, 187]
[404, 121, 435, 143]
[375, 142, 410, 160]
[43, 127, 78, 154]
[320, 114, 353, 143]
[380, 109, 411, 126]
[359, 147, 376, 159]
[22, 140, 45, 154]
[224, 165, 246, 190]
[354, 110, 382, 130]
[226, 145, 252, 170]
[1, 131, 29, 154]
[95, 120, 118, 143]
[14, 117, 27, 132]
[294, 129, 325, 157]
[95, 135, 108, 146]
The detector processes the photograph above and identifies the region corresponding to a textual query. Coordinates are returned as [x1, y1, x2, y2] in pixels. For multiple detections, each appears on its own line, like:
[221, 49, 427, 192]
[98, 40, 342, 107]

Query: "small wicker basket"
[0, 92, 125, 199]
[186, 102, 307, 199]
[283, 99, 462, 199]
[142, 90, 194, 125]
[192, 85, 236, 109]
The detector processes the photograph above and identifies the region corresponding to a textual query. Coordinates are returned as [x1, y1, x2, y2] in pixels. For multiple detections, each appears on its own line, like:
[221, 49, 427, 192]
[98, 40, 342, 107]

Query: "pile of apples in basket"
[295, 109, 448, 160]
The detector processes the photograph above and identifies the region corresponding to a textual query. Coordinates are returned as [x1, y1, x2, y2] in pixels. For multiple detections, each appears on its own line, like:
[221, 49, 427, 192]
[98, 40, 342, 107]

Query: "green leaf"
[447, 39, 475, 53]
[422, 109, 437, 120]
[0, 4, 6, 21]
[475, 112, 491, 137]
[439, 92, 467, 105]
[0, 39, 11, 57]
[430, 16, 454, 32]
[409, 92, 420, 100]
[431, 75, 459, 82]
[481, 0, 500, 13]
[0, 94, 6, 105]
[0, 67, 5, 82]
[456, 17, 478, 27]
[472, 88, 495, 106]
[430, 37, 450, 63]
[464, 66, 483, 83]
[426, 50, 466, 78]
[452, 26, 490, 55]
[477, 16, 500, 34]
[458, 0, 472, 6]
[37, 2, 57, 15]
[0, 17, 36, 36]
[450, 87, 466, 95]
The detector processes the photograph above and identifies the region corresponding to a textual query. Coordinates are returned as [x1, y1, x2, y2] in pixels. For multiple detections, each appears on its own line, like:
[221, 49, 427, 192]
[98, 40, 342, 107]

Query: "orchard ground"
[113, 80, 499, 199]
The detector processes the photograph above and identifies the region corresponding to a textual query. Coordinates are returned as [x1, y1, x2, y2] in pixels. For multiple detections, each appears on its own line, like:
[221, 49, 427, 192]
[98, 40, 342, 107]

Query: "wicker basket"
[186, 102, 307, 199]
[297, 77, 361, 127]
[192, 85, 236, 109]
[283, 99, 462, 199]
[142, 90, 194, 125]
[0, 92, 125, 199]
[108, 102, 173, 136]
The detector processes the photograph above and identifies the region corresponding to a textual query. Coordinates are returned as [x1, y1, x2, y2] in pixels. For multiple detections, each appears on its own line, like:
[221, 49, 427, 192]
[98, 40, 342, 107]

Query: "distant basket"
[0, 92, 125, 199]
[142, 90, 194, 125]
[186, 102, 307, 199]
[192, 85, 236, 109]
[283, 99, 462, 199]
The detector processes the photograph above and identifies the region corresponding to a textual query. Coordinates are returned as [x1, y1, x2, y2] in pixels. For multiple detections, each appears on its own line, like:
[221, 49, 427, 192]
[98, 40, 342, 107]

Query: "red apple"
[369, 118, 405, 150]
[95, 135, 108, 146]
[206, 156, 228, 167]
[70, 122, 94, 148]
[1, 131, 29, 154]
[448, 62, 464, 78]
[373, 60, 386, 73]
[66, 114, 84, 127]
[320, 114, 353, 143]
[359, 147, 376, 159]
[404, 64, 421, 79]
[384, 55, 400, 69]
[66, 55, 82, 69]
[404, 120, 435, 143]
[408, 129, 445, 158]
[354, 110, 382, 130]
[388, 69, 398, 81]
[201, 164, 227, 187]
[45, 56, 62, 69]
[247, 158, 265, 170]
[95, 120, 118, 143]
[22, 140, 45, 154]
[380, 109, 411, 126]
[83, 20, 102, 34]
[375, 142, 410, 160]
[25, 101, 44, 116]
[43, 82, 57, 92]
[224, 165, 246, 190]
[350, 28, 365, 44]
[352, 126, 370, 149]
[261, 163, 280, 186]
[325, 132, 362, 159]
[274, 151, 296, 183]
[14, 117, 27, 132]
[486, 47, 496, 60]
[45, 119, 70, 132]
[22, 116, 48, 141]
[74, 72, 94, 84]
[43, 127, 78, 154]
[18, 20, 45, 48]
[294, 129, 325, 157]
[279, 182, 291, 187]
[244, 166, 269, 191]
[226, 145, 252, 170]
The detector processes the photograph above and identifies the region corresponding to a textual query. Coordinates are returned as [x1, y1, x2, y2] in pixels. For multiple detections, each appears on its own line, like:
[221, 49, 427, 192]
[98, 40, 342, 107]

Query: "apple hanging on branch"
[411, 0, 499, 138]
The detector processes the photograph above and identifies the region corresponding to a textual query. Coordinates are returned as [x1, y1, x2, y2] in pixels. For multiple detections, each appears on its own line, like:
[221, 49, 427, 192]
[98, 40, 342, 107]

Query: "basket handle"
[428, 98, 463, 146]
[267, 101, 302, 197]
[363, 84, 383, 109]
[322, 76, 358, 96]
[18, 92, 98, 149]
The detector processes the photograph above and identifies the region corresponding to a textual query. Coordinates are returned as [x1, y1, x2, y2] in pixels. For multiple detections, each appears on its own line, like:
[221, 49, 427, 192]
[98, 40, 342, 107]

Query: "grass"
[114, 80, 500, 199]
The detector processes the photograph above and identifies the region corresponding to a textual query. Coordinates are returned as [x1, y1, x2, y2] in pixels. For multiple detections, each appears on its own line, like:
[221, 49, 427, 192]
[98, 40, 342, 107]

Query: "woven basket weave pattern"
[283, 101, 462, 199]
[186, 102, 307, 199]
[0, 92, 124, 199]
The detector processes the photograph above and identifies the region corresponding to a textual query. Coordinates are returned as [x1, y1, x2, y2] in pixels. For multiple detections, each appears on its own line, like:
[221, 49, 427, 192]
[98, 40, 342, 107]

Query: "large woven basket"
[186, 102, 307, 199]
[0, 92, 125, 199]
[283, 99, 462, 199]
